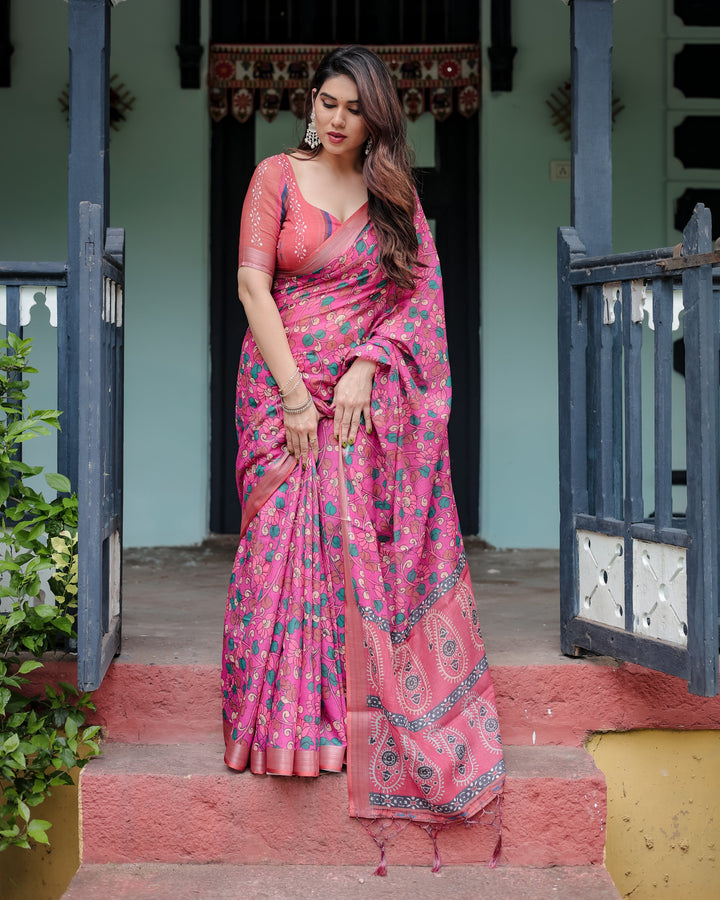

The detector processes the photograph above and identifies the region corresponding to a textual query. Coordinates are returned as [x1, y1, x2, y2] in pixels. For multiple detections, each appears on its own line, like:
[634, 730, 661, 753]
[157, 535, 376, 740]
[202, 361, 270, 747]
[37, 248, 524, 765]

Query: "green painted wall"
[111, 0, 210, 546]
[0, 0, 211, 547]
[1, 1, 685, 549]
[480, 0, 669, 547]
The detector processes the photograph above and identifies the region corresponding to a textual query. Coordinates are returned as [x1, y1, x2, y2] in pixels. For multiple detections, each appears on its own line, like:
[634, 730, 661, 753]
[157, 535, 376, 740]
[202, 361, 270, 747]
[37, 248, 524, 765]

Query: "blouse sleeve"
[238, 156, 285, 277]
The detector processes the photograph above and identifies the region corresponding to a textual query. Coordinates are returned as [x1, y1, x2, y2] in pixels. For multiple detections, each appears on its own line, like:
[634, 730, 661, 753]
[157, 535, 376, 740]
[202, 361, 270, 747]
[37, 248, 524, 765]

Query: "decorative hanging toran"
[207, 44, 480, 124]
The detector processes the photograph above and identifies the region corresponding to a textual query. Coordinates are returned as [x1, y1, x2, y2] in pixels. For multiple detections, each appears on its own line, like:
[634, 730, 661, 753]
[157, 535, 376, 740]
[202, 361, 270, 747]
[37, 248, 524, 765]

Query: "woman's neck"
[316, 147, 364, 177]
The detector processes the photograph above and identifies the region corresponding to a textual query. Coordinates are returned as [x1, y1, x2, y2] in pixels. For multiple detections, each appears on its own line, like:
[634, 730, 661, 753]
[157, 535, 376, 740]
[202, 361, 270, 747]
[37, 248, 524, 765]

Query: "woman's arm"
[238, 266, 319, 466]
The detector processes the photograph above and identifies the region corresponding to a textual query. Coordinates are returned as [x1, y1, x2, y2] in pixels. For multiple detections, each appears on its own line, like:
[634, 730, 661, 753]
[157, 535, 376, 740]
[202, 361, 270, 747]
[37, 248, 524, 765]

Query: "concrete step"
[62, 862, 621, 899]
[37, 658, 720, 747]
[78, 743, 606, 868]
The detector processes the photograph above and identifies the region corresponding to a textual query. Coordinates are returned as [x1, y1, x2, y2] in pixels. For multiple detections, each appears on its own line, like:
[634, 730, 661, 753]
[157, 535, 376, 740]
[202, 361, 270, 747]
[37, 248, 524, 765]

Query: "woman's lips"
[327, 132, 346, 143]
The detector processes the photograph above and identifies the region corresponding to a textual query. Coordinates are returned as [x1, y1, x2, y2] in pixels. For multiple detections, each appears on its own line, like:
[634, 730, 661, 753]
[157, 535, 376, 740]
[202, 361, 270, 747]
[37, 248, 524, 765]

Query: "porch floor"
[120, 536, 581, 670]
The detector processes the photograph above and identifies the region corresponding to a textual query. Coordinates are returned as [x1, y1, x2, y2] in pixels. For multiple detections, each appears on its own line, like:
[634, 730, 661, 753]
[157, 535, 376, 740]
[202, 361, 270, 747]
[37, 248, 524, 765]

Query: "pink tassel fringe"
[373, 841, 387, 877]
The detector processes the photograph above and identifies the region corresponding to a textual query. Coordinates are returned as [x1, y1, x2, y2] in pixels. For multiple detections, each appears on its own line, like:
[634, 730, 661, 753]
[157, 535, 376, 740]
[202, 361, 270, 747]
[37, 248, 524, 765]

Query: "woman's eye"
[322, 102, 336, 110]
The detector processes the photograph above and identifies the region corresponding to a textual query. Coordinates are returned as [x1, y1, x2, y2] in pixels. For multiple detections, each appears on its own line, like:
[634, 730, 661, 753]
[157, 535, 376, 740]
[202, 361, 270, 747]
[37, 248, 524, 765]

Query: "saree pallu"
[222, 202, 505, 829]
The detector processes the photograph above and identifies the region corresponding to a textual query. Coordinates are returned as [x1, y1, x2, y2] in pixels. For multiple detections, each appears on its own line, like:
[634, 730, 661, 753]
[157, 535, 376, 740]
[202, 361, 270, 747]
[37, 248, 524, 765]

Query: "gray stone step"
[63, 862, 621, 899]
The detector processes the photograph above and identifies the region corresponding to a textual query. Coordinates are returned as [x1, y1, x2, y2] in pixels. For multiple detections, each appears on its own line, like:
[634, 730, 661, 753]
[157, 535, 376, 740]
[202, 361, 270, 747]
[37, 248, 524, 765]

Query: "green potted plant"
[0, 333, 100, 851]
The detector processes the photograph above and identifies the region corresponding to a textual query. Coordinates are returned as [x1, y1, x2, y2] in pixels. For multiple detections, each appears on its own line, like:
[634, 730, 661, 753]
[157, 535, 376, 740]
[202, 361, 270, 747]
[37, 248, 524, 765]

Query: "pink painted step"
[37, 659, 720, 747]
[62, 862, 621, 899]
[78, 743, 606, 868]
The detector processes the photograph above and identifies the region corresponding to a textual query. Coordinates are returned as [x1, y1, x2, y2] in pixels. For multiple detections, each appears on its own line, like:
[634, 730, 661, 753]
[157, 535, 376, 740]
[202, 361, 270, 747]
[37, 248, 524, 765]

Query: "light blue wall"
[111, 1, 210, 546]
[1, 0, 678, 549]
[0, 0, 211, 547]
[480, 1, 570, 548]
[480, 0, 669, 548]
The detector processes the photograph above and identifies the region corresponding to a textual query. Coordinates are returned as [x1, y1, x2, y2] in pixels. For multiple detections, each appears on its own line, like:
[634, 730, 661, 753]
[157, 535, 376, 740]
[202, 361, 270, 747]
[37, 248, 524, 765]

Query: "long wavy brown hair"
[298, 46, 419, 290]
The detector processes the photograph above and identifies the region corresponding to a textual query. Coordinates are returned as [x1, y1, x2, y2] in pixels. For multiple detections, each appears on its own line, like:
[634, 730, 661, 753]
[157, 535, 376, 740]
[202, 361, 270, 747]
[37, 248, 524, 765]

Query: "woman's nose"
[331, 107, 345, 127]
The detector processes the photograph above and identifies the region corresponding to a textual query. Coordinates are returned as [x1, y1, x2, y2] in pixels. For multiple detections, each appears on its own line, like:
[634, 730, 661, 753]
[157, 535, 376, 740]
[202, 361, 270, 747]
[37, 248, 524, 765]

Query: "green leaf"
[6, 712, 27, 729]
[3, 609, 26, 630]
[50, 536, 71, 553]
[17, 660, 44, 675]
[17, 799, 30, 823]
[48, 772, 74, 787]
[27, 819, 51, 844]
[64, 717, 78, 739]
[3, 733, 20, 753]
[54, 617, 73, 635]
[30, 734, 50, 751]
[25, 520, 46, 542]
[9, 461, 43, 476]
[45, 472, 72, 493]
[32, 604, 57, 620]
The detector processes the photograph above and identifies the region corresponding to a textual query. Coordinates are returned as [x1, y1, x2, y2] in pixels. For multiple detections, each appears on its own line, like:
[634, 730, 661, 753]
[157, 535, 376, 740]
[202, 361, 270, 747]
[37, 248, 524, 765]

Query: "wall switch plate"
[551, 160, 571, 181]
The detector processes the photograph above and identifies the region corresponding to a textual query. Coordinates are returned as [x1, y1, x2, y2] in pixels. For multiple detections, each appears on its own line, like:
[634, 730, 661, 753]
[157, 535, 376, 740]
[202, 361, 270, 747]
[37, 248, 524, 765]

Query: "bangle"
[278, 367, 302, 397]
[282, 393, 313, 415]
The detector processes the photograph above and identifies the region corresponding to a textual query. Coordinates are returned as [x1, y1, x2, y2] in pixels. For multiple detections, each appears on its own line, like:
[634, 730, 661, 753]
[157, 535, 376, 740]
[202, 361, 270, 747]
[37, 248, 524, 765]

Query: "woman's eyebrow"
[319, 91, 360, 104]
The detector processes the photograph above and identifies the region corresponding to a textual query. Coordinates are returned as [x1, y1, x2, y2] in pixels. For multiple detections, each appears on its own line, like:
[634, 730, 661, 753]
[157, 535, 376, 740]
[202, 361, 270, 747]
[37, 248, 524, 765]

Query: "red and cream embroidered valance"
[207, 44, 480, 124]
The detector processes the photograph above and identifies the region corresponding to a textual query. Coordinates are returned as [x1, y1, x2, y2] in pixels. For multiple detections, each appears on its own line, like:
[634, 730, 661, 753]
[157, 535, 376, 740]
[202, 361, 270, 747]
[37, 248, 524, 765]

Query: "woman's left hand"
[332, 358, 377, 447]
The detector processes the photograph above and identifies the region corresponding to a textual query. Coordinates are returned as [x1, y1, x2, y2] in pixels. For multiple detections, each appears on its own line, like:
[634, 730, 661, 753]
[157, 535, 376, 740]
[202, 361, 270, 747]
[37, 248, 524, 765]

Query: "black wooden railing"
[1, 1, 124, 691]
[558, 203, 720, 696]
[0, 205, 125, 690]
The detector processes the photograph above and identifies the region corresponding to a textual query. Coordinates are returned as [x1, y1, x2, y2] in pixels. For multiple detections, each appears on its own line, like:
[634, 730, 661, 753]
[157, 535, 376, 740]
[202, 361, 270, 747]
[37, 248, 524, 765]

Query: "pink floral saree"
[222, 191, 504, 835]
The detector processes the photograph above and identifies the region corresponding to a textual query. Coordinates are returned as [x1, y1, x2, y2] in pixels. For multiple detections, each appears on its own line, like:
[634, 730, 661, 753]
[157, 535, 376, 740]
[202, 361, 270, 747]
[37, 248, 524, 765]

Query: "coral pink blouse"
[238, 153, 365, 278]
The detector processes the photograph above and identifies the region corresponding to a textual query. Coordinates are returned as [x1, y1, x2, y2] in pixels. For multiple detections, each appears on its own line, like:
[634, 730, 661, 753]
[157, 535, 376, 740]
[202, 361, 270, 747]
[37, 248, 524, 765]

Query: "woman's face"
[312, 74, 370, 158]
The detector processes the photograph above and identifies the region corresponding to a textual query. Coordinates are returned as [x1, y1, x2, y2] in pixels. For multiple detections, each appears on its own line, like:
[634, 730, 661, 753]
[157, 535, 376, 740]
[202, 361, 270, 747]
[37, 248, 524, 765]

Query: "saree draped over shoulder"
[222, 154, 505, 826]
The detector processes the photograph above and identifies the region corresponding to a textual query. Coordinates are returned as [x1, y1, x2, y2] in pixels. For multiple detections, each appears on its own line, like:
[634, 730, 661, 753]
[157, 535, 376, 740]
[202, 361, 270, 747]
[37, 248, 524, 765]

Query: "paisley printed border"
[366, 654, 488, 732]
[368, 759, 505, 814]
[358, 552, 466, 643]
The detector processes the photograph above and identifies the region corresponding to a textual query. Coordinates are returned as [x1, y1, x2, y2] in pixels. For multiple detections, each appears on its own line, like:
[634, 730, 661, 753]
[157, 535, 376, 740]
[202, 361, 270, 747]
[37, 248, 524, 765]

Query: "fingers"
[309, 432, 320, 461]
[333, 405, 374, 447]
[287, 430, 314, 467]
[363, 403, 372, 435]
[284, 408, 320, 469]
[333, 406, 351, 448]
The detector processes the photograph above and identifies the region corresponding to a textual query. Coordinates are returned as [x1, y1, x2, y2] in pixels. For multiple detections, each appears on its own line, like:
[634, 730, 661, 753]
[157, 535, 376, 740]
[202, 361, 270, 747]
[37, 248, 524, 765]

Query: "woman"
[222, 45, 504, 862]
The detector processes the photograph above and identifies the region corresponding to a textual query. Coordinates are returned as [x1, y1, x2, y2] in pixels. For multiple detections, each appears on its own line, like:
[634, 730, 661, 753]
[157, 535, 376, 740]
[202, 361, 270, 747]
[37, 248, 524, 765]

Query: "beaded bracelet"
[282, 394, 313, 415]
[278, 367, 302, 397]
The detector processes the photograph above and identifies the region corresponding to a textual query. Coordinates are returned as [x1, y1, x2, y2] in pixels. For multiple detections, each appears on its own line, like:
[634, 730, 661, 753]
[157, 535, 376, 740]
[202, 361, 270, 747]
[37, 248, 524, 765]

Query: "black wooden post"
[557, 227, 588, 655]
[570, 0, 613, 257]
[177, 0, 204, 89]
[682, 204, 720, 696]
[62, 0, 111, 488]
[488, 0, 517, 92]
[0, 0, 12, 87]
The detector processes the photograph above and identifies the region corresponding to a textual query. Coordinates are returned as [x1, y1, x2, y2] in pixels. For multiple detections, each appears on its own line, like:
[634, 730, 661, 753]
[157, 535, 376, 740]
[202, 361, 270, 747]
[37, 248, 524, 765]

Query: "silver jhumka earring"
[365, 136, 373, 156]
[305, 111, 320, 149]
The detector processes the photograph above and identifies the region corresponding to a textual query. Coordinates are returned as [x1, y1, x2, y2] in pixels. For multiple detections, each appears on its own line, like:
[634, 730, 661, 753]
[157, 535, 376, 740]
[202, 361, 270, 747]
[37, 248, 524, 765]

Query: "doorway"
[210, 1, 481, 534]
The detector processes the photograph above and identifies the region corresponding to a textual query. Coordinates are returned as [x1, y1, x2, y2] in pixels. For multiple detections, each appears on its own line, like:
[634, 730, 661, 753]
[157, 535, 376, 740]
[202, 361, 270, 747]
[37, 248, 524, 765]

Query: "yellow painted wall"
[588, 730, 720, 899]
[0, 782, 79, 900]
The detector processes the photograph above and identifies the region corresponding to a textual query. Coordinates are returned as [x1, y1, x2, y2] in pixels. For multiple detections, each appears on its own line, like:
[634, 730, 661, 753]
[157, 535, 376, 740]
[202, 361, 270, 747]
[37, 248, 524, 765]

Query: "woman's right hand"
[283, 385, 321, 468]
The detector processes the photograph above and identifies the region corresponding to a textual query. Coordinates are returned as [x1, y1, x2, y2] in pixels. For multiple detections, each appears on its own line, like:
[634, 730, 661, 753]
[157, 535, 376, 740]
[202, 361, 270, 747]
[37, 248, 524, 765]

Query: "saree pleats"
[222, 204, 505, 820]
